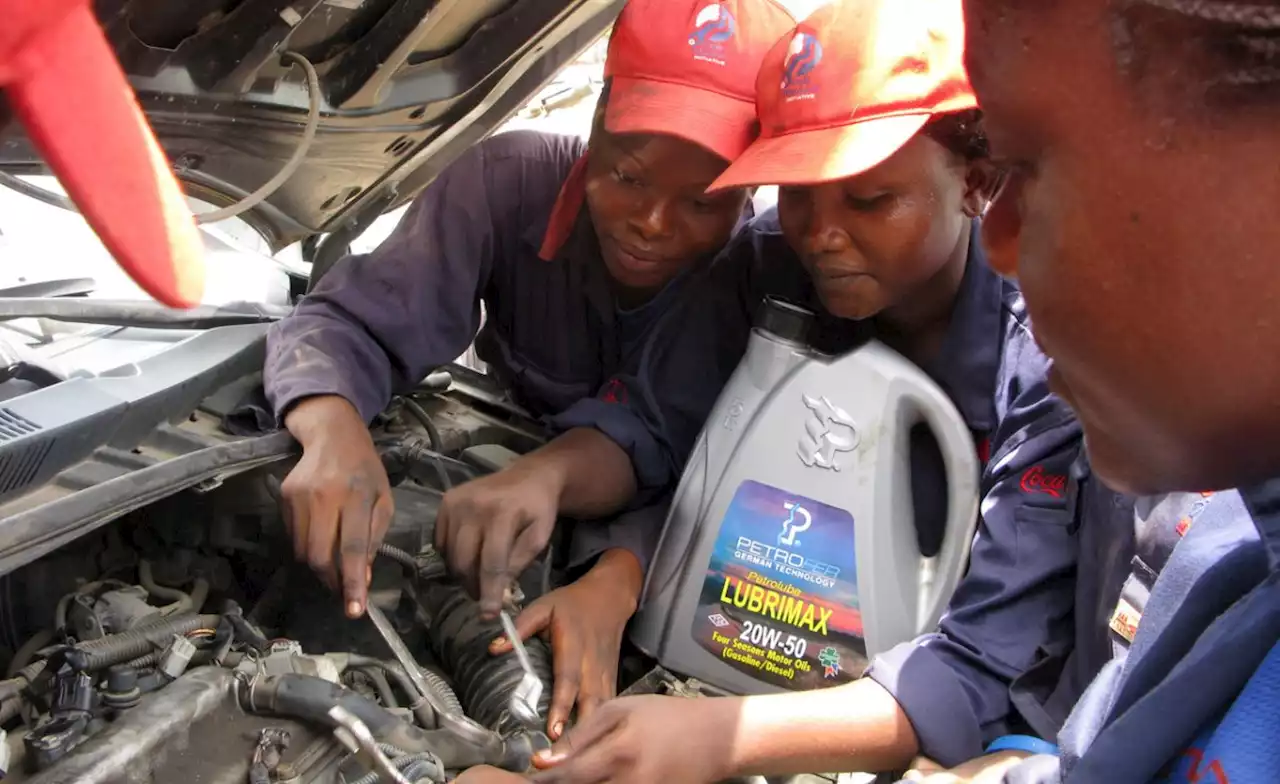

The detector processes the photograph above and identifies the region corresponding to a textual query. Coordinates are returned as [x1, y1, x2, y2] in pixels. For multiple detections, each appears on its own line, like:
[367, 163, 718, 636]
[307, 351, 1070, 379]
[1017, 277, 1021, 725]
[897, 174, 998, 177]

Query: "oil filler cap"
[756, 297, 813, 344]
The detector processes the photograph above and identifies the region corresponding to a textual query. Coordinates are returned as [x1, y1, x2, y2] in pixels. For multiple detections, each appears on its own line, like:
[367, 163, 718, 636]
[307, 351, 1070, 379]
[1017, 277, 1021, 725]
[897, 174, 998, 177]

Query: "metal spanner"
[498, 610, 543, 729]
[365, 602, 493, 744]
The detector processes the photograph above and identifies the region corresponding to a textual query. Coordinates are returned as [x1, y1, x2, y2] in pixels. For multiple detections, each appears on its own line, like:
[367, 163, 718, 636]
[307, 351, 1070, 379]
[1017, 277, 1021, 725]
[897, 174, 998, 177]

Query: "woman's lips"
[609, 239, 665, 273]
[812, 268, 870, 284]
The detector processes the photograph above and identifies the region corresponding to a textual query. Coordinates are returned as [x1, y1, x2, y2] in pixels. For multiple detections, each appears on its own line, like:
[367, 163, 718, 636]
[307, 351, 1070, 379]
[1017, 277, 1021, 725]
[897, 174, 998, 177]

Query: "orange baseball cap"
[603, 0, 797, 162]
[709, 0, 978, 191]
[0, 0, 205, 308]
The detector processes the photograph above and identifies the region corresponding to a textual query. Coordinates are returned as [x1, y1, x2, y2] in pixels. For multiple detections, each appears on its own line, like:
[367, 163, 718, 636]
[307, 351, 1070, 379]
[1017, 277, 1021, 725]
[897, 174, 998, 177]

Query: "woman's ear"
[962, 159, 1003, 218]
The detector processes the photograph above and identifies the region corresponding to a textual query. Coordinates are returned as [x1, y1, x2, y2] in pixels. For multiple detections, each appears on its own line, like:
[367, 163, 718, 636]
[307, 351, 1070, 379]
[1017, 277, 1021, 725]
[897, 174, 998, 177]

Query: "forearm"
[284, 394, 369, 446]
[580, 548, 644, 613]
[721, 679, 919, 777]
[513, 428, 638, 518]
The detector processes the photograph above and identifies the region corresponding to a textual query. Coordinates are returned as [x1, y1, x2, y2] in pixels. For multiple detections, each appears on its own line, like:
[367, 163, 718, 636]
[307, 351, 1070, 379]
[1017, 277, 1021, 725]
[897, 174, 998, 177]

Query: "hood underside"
[0, 0, 621, 250]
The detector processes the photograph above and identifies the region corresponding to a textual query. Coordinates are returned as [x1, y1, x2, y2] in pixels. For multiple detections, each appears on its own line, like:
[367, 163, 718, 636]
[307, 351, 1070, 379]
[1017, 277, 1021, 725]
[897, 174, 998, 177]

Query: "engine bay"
[0, 439, 581, 783]
[0, 342, 591, 784]
[0, 446, 569, 783]
[0, 317, 827, 784]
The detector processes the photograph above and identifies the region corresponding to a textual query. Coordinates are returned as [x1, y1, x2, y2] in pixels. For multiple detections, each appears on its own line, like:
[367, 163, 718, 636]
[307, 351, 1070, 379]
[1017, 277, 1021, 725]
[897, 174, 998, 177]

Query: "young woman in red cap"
[263, 0, 795, 735]
[451, 0, 1121, 781]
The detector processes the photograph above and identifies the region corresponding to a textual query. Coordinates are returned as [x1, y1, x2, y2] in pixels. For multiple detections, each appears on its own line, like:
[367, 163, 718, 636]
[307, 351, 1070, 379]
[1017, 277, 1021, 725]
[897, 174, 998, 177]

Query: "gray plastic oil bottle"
[628, 297, 981, 696]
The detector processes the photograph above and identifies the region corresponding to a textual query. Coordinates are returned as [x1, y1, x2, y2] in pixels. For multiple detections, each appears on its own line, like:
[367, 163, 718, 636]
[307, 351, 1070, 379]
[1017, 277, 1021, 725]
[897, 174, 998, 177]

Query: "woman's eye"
[613, 169, 641, 187]
[845, 193, 888, 211]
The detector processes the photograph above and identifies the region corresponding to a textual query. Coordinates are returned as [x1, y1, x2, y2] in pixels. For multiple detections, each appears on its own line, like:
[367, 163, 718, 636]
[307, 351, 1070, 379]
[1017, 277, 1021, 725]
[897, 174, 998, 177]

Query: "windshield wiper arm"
[0, 298, 291, 329]
[0, 278, 96, 299]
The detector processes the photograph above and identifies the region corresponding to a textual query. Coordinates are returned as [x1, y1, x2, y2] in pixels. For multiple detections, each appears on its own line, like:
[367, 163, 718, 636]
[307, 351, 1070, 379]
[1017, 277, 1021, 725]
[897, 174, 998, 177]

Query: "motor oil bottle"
[628, 297, 980, 696]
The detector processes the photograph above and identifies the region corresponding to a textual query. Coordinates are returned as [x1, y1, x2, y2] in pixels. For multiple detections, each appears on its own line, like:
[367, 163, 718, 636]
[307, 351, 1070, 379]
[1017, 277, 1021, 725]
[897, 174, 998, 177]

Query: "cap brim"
[707, 113, 932, 192]
[605, 76, 757, 163]
[7, 6, 205, 308]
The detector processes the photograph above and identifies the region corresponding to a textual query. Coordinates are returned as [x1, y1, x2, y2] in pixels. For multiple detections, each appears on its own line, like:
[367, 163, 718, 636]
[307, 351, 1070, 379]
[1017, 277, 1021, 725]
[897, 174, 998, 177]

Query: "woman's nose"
[630, 197, 673, 242]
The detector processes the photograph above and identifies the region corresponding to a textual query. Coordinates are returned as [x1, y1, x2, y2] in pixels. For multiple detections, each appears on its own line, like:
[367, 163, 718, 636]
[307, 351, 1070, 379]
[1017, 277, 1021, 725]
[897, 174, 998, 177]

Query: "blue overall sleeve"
[263, 143, 498, 425]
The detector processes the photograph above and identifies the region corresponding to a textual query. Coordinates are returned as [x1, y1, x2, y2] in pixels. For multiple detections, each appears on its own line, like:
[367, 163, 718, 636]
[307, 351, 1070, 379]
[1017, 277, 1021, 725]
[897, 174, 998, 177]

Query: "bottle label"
[691, 479, 865, 690]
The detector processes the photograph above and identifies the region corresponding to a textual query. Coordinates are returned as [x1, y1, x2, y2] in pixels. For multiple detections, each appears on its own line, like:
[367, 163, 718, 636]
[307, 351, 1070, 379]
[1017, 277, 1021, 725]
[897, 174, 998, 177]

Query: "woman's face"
[584, 132, 749, 294]
[966, 0, 1280, 494]
[777, 134, 986, 322]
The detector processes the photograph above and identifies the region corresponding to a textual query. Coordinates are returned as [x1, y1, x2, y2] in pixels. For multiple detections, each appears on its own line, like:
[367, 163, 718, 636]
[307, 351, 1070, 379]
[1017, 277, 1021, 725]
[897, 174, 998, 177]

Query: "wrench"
[328, 704, 413, 784]
[499, 610, 544, 729]
[365, 602, 494, 745]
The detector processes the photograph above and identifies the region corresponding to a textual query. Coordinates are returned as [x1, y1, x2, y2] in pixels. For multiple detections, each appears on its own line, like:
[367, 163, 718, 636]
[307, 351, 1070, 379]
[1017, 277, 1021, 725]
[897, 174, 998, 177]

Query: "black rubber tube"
[242, 674, 544, 771]
[417, 582, 552, 733]
[399, 397, 444, 452]
[0, 695, 21, 724]
[378, 543, 421, 574]
[342, 653, 463, 729]
[139, 560, 193, 615]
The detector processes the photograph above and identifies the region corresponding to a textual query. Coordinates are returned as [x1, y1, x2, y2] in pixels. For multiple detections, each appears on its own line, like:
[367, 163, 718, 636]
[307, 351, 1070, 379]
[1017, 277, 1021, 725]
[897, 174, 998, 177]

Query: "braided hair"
[921, 109, 991, 162]
[1118, 0, 1280, 99]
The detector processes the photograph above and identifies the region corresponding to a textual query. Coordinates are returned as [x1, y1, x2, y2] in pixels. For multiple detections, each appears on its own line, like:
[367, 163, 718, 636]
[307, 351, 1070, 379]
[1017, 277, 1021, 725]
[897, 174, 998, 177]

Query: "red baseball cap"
[603, 0, 796, 162]
[0, 0, 205, 308]
[709, 0, 978, 191]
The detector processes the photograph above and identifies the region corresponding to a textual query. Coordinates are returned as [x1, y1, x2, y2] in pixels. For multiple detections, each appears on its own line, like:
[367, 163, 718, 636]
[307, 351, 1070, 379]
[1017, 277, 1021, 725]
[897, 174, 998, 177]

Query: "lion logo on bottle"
[797, 394, 859, 471]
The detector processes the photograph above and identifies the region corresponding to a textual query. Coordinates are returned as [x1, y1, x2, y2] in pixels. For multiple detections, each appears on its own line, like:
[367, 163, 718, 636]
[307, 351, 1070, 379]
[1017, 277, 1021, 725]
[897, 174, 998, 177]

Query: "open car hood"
[0, 0, 621, 251]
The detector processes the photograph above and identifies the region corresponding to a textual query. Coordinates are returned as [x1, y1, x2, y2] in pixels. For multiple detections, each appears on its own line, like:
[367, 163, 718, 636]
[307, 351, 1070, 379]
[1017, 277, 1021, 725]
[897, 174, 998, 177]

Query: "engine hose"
[139, 560, 211, 616]
[0, 695, 21, 724]
[6, 628, 55, 678]
[347, 745, 445, 784]
[417, 582, 552, 733]
[53, 578, 131, 631]
[419, 666, 465, 718]
[189, 577, 211, 614]
[351, 666, 399, 710]
[341, 654, 462, 728]
[378, 543, 421, 574]
[241, 673, 546, 771]
[0, 612, 222, 700]
[398, 396, 444, 453]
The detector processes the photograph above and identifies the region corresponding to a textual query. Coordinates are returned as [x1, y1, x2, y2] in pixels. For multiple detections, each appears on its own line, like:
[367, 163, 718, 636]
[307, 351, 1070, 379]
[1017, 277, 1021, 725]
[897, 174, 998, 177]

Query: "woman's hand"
[435, 461, 563, 618]
[529, 695, 738, 784]
[899, 751, 1031, 784]
[281, 395, 394, 618]
[490, 549, 644, 738]
[453, 765, 530, 783]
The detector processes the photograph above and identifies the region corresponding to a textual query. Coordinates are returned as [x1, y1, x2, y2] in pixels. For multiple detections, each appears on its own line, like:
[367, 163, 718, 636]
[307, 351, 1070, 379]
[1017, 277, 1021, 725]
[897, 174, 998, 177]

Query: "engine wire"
[193, 51, 322, 224]
[0, 51, 322, 227]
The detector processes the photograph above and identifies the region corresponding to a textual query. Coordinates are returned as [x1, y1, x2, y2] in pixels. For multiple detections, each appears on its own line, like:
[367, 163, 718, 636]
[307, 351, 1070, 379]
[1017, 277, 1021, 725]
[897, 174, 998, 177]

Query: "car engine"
[0, 387, 561, 784]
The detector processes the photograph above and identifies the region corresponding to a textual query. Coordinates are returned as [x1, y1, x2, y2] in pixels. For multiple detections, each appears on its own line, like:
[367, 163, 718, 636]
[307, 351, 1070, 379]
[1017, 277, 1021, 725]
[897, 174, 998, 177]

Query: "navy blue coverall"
[1002, 480, 1280, 783]
[262, 129, 736, 574]
[553, 208, 1139, 765]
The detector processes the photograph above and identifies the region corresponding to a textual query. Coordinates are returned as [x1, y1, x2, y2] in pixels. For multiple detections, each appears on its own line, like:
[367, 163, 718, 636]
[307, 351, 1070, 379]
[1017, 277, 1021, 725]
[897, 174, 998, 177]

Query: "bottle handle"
[900, 380, 981, 634]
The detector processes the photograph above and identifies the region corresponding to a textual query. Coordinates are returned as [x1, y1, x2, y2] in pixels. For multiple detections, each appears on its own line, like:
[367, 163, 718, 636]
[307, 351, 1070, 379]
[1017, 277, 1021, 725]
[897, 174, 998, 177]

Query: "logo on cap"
[781, 32, 822, 101]
[689, 3, 737, 66]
